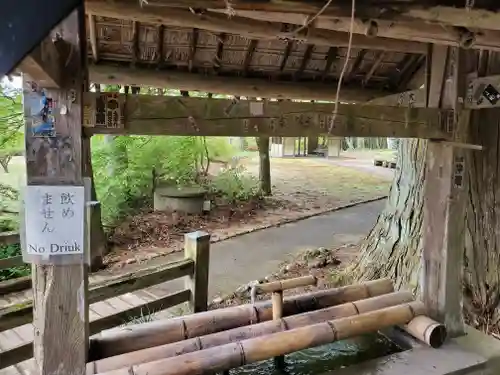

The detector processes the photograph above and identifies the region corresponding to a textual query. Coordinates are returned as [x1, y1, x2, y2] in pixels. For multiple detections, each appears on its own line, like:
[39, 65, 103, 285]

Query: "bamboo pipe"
[251, 275, 317, 368]
[403, 315, 447, 348]
[251, 275, 318, 368]
[95, 301, 426, 375]
[90, 278, 394, 360]
[87, 291, 413, 373]
[253, 275, 317, 294]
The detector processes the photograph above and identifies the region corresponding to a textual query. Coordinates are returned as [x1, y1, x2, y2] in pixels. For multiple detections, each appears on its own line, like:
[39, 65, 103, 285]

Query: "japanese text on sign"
[24, 185, 85, 255]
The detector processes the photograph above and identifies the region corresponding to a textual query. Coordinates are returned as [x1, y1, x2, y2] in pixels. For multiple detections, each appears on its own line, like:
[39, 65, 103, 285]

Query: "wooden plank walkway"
[0, 277, 187, 375]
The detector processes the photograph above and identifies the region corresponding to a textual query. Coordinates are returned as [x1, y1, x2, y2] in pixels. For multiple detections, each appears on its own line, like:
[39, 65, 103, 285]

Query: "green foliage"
[210, 165, 261, 203]
[0, 243, 30, 281]
[0, 183, 20, 231]
[0, 83, 23, 151]
[92, 135, 241, 224]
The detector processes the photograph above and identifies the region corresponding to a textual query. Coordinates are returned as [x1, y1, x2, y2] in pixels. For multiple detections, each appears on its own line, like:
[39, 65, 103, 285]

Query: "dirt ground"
[106, 154, 390, 268]
[209, 243, 360, 309]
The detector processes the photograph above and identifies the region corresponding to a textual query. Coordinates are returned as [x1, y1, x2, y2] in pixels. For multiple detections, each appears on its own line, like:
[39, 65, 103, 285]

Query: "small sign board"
[249, 101, 264, 116]
[24, 185, 85, 256]
[83, 93, 124, 128]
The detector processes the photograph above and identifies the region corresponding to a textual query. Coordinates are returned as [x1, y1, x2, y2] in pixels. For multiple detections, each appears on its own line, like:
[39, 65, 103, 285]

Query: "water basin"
[231, 333, 402, 375]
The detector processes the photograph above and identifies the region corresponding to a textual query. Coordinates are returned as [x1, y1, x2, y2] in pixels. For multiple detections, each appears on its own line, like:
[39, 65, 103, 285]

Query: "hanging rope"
[323, 0, 356, 145]
[290, 0, 334, 36]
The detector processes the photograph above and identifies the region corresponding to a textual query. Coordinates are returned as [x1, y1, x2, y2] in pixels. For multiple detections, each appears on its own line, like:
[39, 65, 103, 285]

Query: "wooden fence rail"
[0, 231, 211, 370]
[0, 232, 20, 247]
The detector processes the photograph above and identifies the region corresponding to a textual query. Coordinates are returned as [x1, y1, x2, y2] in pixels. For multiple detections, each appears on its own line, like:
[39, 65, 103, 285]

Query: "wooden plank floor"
[0, 278, 186, 375]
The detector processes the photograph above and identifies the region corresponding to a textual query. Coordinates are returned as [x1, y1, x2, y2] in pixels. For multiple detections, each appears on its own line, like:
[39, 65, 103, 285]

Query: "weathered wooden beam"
[0, 255, 23, 271]
[131, 21, 140, 67]
[425, 46, 449, 108]
[294, 44, 314, 80]
[23, 7, 89, 375]
[423, 47, 472, 338]
[189, 28, 199, 73]
[156, 25, 165, 68]
[125, 1, 500, 34]
[322, 47, 337, 81]
[398, 55, 426, 92]
[17, 36, 63, 88]
[88, 14, 99, 63]
[368, 89, 425, 107]
[0, 290, 192, 370]
[363, 51, 385, 87]
[0, 259, 195, 334]
[0, 231, 20, 245]
[347, 49, 366, 83]
[184, 232, 210, 313]
[88, 64, 388, 102]
[84, 2, 428, 53]
[82, 92, 450, 139]
[243, 39, 258, 76]
[279, 41, 294, 74]
[368, 69, 500, 110]
[212, 32, 226, 72]
[209, 9, 500, 51]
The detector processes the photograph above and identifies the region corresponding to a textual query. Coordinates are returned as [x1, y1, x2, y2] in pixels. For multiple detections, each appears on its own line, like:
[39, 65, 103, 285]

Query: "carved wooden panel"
[83, 92, 124, 129]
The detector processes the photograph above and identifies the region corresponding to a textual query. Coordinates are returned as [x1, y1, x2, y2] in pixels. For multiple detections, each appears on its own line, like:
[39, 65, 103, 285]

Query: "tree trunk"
[354, 111, 500, 332]
[463, 108, 500, 329]
[256, 136, 271, 196]
[352, 139, 426, 293]
[0, 158, 9, 173]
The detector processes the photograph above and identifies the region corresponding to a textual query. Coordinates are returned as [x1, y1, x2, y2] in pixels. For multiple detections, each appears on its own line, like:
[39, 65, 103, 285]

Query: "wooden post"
[184, 231, 210, 313]
[422, 46, 470, 337]
[22, 8, 89, 375]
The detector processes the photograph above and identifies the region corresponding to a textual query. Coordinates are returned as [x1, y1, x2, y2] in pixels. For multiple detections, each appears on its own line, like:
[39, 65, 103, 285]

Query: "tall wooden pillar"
[22, 8, 89, 375]
[422, 45, 470, 337]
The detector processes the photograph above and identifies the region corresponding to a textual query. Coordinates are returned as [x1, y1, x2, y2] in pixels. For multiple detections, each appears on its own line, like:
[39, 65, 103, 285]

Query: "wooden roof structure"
[82, 0, 500, 100]
[11, 2, 500, 374]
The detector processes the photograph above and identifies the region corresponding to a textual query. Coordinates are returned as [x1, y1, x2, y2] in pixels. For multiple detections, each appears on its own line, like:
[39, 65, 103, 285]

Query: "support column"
[422, 46, 470, 337]
[23, 8, 89, 375]
[326, 137, 342, 158]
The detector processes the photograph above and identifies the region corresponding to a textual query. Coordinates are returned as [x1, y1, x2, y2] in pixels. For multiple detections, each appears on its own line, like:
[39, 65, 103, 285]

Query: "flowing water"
[231, 333, 402, 375]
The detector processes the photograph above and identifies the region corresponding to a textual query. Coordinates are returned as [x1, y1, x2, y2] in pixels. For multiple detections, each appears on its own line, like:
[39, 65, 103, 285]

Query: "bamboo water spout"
[90, 278, 394, 360]
[88, 291, 413, 373]
[250, 275, 318, 368]
[95, 301, 427, 375]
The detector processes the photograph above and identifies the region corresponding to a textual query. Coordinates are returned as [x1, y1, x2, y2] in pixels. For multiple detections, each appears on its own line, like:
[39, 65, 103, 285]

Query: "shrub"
[0, 243, 30, 281]
[209, 165, 261, 203]
[91, 136, 241, 225]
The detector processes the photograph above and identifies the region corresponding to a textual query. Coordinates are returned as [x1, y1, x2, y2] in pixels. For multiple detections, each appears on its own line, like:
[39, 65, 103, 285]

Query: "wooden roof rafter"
[155, 25, 165, 68]
[85, 1, 428, 54]
[212, 32, 226, 73]
[88, 14, 99, 62]
[242, 39, 258, 76]
[294, 44, 314, 81]
[322, 47, 338, 81]
[88, 64, 389, 102]
[363, 51, 385, 88]
[131, 20, 140, 67]
[116, 0, 500, 32]
[189, 28, 199, 72]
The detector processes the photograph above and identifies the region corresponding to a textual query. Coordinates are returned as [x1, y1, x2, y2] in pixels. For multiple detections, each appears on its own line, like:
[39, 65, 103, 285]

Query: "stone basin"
[153, 186, 207, 214]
